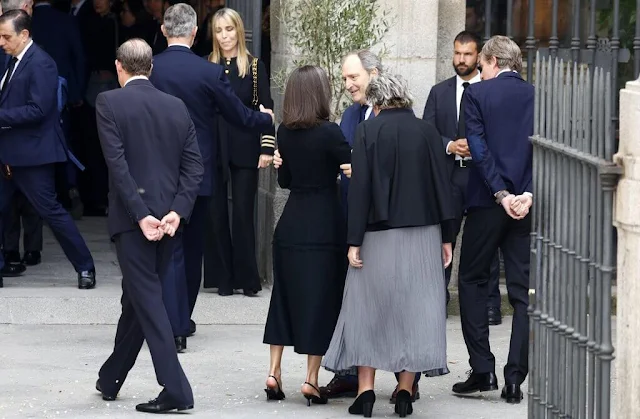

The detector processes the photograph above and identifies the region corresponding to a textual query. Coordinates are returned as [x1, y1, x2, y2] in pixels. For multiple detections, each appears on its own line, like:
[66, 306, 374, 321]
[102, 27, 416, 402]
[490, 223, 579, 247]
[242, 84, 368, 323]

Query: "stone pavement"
[0, 218, 535, 417]
[0, 322, 527, 418]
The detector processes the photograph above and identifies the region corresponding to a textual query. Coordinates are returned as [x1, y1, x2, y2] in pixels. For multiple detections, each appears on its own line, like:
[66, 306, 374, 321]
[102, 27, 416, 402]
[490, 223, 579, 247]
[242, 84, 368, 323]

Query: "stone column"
[614, 78, 640, 419]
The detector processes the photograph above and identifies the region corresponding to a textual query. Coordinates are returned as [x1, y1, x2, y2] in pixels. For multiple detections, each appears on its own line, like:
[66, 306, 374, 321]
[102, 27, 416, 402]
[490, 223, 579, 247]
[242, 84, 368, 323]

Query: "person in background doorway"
[203, 7, 275, 297]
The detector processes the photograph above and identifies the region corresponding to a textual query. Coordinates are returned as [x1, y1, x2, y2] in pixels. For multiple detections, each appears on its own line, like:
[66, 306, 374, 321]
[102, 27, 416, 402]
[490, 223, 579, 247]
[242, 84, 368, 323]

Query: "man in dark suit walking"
[452, 35, 533, 404]
[95, 38, 203, 413]
[149, 3, 274, 350]
[0, 9, 95, 289]
[423, 31, 503, 325]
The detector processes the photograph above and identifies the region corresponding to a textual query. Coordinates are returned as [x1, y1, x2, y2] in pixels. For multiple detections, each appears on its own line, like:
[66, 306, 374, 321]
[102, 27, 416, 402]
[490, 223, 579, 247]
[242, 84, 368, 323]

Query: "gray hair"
[1, 0, 29, 12]
[365, 73, 413, 109]
[163, 3, 197, 38]
[342, 49, 383, 75]
[116, 38, 152, 77]
[481, 35, 523, 73]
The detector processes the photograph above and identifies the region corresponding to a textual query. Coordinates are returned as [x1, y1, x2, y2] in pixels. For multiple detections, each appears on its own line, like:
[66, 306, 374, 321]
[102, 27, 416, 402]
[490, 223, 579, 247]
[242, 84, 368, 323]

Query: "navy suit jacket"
[422, 76, 458, 177]
[464, 71, 534, 209]
[0, 43, 67, 167]
[96, 79, 204, 238]
[339, 102, 374, 214]
[32, 4, 86, 103]
[150, 46, 273, 196]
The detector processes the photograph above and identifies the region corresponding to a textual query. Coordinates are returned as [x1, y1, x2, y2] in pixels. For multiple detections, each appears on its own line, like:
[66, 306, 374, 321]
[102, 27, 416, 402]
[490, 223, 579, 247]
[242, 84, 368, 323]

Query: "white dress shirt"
[0, 39, 34, 88]
[447, 71, 482, 160]
[124, 75, 149, 86]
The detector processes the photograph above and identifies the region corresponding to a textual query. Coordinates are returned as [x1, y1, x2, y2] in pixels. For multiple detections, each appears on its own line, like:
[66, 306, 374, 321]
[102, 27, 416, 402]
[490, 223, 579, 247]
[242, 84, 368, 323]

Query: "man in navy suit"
[423, 31, 503, 325]
[452, 35, 533, 404]
[95, 38, 202, 413]
[149, 3, 274, 351]
[0, 9, 95, 289]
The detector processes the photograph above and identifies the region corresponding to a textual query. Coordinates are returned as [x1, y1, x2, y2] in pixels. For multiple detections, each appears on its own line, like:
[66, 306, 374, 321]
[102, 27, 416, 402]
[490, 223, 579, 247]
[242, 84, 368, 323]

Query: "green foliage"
[273, 0, 391, 119]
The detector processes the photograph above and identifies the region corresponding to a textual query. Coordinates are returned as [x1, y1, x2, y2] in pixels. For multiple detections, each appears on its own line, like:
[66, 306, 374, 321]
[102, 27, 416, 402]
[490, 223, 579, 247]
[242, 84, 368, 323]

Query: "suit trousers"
[0, 164, 93, 271]
[3, 190, 43, 252]
[159, 231, 190, 337]
[204, 166, 261, 293]
[447, 163, 501, 307]
[160, 196, 209, 337]
[98, 230, 193, 406]
[458, 206, 530, 385]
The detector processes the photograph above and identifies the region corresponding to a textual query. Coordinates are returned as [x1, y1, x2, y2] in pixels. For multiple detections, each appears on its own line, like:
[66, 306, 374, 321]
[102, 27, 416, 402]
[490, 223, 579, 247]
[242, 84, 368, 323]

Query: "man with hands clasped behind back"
[452, 35, 533, 405]
[95, 38, 203, 414]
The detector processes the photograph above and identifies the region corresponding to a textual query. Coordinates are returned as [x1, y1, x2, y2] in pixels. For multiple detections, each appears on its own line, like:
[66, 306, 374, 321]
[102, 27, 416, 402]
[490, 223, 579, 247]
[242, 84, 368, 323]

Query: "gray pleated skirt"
[322, 225, 449, 376]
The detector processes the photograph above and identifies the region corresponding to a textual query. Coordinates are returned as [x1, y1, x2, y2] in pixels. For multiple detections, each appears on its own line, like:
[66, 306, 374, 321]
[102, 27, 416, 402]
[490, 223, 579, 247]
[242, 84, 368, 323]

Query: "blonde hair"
[209, 7, 251, 78]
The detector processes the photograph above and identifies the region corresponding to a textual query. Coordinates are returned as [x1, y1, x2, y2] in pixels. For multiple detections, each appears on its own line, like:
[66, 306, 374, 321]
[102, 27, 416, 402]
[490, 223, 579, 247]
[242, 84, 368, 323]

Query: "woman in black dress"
[203, 7, 276, 296]
[263, 65, 351, 406]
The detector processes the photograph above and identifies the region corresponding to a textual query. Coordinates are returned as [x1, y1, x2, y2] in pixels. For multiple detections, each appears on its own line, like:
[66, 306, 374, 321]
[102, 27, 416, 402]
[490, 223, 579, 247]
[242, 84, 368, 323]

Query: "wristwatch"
[494, 190, 510, 204]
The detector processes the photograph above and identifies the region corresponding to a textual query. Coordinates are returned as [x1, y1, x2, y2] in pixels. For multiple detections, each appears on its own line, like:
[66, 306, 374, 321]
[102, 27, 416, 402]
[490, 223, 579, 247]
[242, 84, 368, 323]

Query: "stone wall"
[614, 77, 640, 419]
[255, 0, 465, 284]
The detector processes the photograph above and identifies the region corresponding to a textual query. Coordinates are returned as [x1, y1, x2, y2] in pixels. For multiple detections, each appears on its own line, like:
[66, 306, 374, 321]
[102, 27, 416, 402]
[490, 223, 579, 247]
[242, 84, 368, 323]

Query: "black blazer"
[347, 108, 456, 246]
[422, 76, 458, 176]
[95, 79, 204, 238]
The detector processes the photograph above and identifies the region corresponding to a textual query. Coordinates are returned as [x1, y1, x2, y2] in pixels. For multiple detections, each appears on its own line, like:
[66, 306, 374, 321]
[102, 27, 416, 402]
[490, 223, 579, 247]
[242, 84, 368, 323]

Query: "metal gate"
[527, 55, 622, 418]
[225, 0, 263, 57]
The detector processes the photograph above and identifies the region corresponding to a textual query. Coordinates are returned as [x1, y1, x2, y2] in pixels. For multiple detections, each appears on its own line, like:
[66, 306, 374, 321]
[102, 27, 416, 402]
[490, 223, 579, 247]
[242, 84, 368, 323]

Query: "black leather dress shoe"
[78, 270, 96, 289]
[319, 375, 358, 399]
[1, 263, 26, 277]
[501, 384, 523, 403]
[95, 379, 117, 401]
[22, 251, 41, 266]
[189, 319, 196, 336]
[175, 336, 187, 353]
[3, 250, 20, 264]
[488, 306, 503, 325]
[135, 391, 193, 413]
[452, 371, 499, 394]
[0, 275, 4, 288]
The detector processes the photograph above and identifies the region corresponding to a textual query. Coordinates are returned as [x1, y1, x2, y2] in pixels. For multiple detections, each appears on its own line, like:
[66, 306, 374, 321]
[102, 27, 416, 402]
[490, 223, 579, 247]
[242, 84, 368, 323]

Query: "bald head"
[116, 38, 153, 81]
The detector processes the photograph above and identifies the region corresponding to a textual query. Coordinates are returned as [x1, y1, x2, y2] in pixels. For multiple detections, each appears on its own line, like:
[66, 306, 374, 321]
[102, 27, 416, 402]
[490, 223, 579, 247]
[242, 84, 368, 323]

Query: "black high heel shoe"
[394, 389, 413, 417]
[302, 382, 328, 406]
[264, 375, 285, 400]
[348, 389, 376, 417]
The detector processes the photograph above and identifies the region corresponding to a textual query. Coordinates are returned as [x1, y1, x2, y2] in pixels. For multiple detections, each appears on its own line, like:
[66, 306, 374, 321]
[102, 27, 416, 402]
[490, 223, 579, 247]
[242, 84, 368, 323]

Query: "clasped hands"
[501, 194, 532, 220]
[138, 211, 181, 241]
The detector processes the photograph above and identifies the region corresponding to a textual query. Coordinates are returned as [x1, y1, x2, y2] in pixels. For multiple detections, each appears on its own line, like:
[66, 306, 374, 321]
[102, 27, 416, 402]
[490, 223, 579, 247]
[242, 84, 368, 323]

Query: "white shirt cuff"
[446, 141, 453, 155]
[523, 192, 533, 198]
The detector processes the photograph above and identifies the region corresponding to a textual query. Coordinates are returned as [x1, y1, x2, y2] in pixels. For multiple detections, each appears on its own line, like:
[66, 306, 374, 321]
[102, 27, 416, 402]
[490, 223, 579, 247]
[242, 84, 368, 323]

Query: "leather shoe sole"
[135, 402, 193, 413]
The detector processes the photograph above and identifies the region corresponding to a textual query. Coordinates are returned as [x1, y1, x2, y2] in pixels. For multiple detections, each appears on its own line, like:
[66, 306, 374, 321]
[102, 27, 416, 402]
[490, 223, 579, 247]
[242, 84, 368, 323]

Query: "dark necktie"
[2, 57, 18, 95]
[359, 105, 368, 122]
[457, 81, 470, 138]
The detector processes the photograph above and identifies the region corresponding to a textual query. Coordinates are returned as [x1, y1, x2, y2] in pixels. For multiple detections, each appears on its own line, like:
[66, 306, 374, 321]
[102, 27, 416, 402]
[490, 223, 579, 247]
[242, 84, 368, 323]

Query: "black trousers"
[204, 166, 261, 293]
[447, 164, 501, 307]
[98, 230, 193, 405]
[458, 206, 530, 385]
[3, 190, 43, 253]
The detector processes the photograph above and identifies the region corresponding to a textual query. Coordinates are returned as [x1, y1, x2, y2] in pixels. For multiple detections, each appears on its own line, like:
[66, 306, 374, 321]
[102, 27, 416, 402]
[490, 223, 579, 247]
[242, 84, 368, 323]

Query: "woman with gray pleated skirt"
[321, 74, 456, 418]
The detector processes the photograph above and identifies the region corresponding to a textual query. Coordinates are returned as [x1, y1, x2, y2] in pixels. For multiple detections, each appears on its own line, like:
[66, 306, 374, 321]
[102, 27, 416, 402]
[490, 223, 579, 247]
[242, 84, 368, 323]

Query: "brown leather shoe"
[389, 383, 420, 403]
[319, 375, 358, 399]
